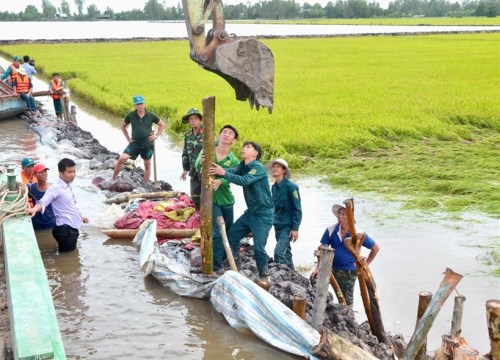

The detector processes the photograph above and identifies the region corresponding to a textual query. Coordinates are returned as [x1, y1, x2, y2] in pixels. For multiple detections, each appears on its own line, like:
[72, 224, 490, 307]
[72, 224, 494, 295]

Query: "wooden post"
[292, 292, 307, 320]
[401, 268, 463, 360]
[415, 291, 432, 360]
[312, 246, 334, 330]
[216, 215, 237, 272]
[200, 96, 215, 275]
[451, 295, 466, 339]
[314, 248, 346, 305]
[486, 299, 500, 360]
[344, 200, 388, 344]
[62, 94, 70, 122]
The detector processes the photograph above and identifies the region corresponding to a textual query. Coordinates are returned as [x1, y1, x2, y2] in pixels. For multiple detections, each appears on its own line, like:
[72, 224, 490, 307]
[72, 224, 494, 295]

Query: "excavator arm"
[181, 0, 274, 113]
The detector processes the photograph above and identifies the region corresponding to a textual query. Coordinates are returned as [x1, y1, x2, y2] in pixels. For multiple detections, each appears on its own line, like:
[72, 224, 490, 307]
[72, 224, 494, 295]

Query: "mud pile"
[27, 114, 172, 194]
[221, 242, 405, 359]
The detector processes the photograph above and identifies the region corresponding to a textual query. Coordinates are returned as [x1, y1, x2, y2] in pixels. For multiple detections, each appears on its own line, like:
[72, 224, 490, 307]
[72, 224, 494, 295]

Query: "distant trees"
[0, 0, 497, 21]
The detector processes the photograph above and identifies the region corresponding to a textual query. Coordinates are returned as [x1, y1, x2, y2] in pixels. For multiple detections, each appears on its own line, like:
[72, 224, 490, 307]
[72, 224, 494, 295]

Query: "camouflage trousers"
[332, 268, 358, 306]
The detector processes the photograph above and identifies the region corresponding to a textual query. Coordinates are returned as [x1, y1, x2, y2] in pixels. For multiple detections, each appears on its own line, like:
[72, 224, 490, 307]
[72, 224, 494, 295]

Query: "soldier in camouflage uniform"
[180, 108, 204, 209]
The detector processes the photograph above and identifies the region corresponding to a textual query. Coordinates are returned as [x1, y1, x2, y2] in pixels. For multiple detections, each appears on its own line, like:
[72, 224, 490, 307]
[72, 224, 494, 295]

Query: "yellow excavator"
[181, 0, 275, 113]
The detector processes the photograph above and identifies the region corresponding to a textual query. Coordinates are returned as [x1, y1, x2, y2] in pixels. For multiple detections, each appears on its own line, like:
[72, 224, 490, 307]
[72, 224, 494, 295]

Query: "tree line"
[0, 0, 498, 21]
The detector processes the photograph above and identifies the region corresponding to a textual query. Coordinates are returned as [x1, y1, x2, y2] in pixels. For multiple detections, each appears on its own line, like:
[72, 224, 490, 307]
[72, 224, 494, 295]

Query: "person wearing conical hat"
[310, 200, 380, 306]
[266, 158, 302, 270]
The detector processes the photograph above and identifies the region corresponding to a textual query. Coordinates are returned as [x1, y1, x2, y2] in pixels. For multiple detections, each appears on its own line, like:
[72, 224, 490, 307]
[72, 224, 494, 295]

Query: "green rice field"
[234, 16, 500, 26]
[2, 32, 499, 215]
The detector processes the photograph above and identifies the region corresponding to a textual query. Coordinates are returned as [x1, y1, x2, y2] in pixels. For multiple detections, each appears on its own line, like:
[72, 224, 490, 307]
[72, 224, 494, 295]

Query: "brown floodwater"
[0, 75, 498, 358]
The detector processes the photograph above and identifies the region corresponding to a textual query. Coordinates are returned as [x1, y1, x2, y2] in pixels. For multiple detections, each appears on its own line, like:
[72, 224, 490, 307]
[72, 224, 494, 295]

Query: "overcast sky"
[6, 0, 391, 13]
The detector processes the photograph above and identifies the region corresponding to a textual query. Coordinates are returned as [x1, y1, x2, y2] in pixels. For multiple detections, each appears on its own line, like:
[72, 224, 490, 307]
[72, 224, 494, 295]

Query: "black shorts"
[52, 224, 79, 252]
[124, 143, 154, 160]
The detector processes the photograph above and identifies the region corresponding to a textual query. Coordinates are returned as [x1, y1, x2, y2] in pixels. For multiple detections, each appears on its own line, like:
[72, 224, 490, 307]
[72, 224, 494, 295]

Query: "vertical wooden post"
[451, 295, 466, 339]
[312, 246, 334, 330]
[401, 268, 463, 360]
[486, 299, 500, 360]
[200, 96, 215, 275]
[62, 94, 70, 122]
[293, 292, 307, 320]
[415, 291, 432, 360]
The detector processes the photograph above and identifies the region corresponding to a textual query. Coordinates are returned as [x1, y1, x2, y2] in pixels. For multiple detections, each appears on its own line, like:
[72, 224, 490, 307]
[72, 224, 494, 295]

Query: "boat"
[0, 66, 27, 119]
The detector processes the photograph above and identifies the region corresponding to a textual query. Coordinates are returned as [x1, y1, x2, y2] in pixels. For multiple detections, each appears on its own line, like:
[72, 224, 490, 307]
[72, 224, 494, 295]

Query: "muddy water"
[0, 75, 498, 357]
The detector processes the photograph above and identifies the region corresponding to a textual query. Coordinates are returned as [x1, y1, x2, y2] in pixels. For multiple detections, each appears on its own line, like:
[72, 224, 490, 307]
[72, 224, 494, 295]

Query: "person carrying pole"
[195, 124, 240, 273]
[310, 200, 380, 307]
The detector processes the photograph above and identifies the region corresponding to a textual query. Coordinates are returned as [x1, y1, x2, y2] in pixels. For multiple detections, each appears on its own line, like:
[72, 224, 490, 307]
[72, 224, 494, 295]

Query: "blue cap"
[21, 157, 35, 167]
[13, 55, 21, 61]
[133, 95, 145, 105]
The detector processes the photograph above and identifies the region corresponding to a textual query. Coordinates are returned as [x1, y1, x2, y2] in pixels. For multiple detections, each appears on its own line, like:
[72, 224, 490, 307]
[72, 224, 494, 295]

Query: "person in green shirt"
[112, 95, 165, 184]
[180, 108, 204, 209]
[209, 141, 274, 279]
[195, 124, 240, 271]
[266, 158, 302, 270]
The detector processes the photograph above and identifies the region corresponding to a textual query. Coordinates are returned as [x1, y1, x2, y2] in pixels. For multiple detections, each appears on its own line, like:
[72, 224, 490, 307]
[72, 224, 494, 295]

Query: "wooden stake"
[415, 291, 432, 360]
[451, 295, 466, 339]
[401, 268, 463, 360]
[62, 94, 70, 122]
[312, 328, 378, 360]
[292, 292, 307, 320]
[311, 246, 334, 330]
[344, 200, 388, 344]
[104, 190, 184, 204]
[200, 96, 215, 275]
[486, 299, 500, 360]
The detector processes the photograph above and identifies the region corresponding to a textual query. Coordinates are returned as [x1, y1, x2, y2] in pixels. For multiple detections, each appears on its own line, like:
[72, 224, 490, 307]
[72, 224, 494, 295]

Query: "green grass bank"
[2, 33, 499, 216]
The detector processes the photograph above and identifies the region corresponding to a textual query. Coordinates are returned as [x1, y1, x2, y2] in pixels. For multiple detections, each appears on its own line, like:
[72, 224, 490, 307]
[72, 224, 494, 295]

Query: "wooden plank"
[2, 217, 66, 359]
[102, 228, 198, 239]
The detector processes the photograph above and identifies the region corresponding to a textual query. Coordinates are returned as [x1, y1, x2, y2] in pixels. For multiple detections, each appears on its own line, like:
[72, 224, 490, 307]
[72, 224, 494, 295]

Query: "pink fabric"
[114, 199, 201, 231]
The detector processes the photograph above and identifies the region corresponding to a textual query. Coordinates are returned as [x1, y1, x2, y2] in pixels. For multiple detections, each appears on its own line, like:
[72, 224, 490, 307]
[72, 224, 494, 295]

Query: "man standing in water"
[209, 141, 274, 280]
[26, 158, 89, 252]
[266, 158, 302, 270]
[112, 95, 165, 184]
[28, 163, 56, 231]
[310, 200, 380, 306]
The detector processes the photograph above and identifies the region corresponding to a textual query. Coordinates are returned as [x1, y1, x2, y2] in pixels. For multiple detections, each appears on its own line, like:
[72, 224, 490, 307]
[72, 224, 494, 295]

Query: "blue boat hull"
[0, 97, 26, 119]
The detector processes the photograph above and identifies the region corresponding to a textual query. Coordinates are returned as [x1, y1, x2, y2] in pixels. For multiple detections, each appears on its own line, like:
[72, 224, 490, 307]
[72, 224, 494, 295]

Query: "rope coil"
[0, 181, 29, 227]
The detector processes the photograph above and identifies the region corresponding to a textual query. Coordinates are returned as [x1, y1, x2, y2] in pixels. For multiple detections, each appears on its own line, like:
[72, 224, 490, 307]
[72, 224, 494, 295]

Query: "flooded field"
[0, 72, 498, 358]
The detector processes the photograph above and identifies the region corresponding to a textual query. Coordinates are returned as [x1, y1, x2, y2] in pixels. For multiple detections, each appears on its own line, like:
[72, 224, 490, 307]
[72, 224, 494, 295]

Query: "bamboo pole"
[200, 96, 215, 275]
[401, 268, 463, 360]
[216, 215, 238, 272]
[415, 291, 433, 360]
[292, 292, 307, 320]
[486, 299, 500, 360]
[344, 200, 388, 344]
[104, 191, 184, 204]
[311, 246, 334, 330]
[101, 228, 198, 239]
[451, 295, 466, 339]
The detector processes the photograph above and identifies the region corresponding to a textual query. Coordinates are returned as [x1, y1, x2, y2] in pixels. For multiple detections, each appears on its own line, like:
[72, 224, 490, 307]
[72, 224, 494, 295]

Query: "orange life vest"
[15, 74, 30, 94]
[50, 78, 63, 99]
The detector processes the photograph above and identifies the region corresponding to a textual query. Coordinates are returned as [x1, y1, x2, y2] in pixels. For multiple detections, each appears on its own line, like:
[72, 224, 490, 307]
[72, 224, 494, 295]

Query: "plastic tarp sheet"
[211, 271, 321, 359]
[135, 219, 216, 299]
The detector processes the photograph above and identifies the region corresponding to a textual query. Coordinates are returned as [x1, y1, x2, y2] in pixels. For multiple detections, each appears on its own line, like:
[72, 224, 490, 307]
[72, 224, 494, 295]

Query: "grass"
[1, 33, 498, 215]
[232, 17, 500, 26]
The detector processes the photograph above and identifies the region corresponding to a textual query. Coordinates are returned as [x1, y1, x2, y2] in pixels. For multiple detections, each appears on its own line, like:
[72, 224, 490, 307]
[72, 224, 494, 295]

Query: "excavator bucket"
[181, 0, 275, 113]
[207, 38, 274, 112]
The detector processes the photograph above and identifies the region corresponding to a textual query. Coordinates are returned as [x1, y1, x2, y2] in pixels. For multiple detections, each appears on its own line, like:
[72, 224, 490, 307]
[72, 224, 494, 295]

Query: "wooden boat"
[0, 66, 26, 119]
